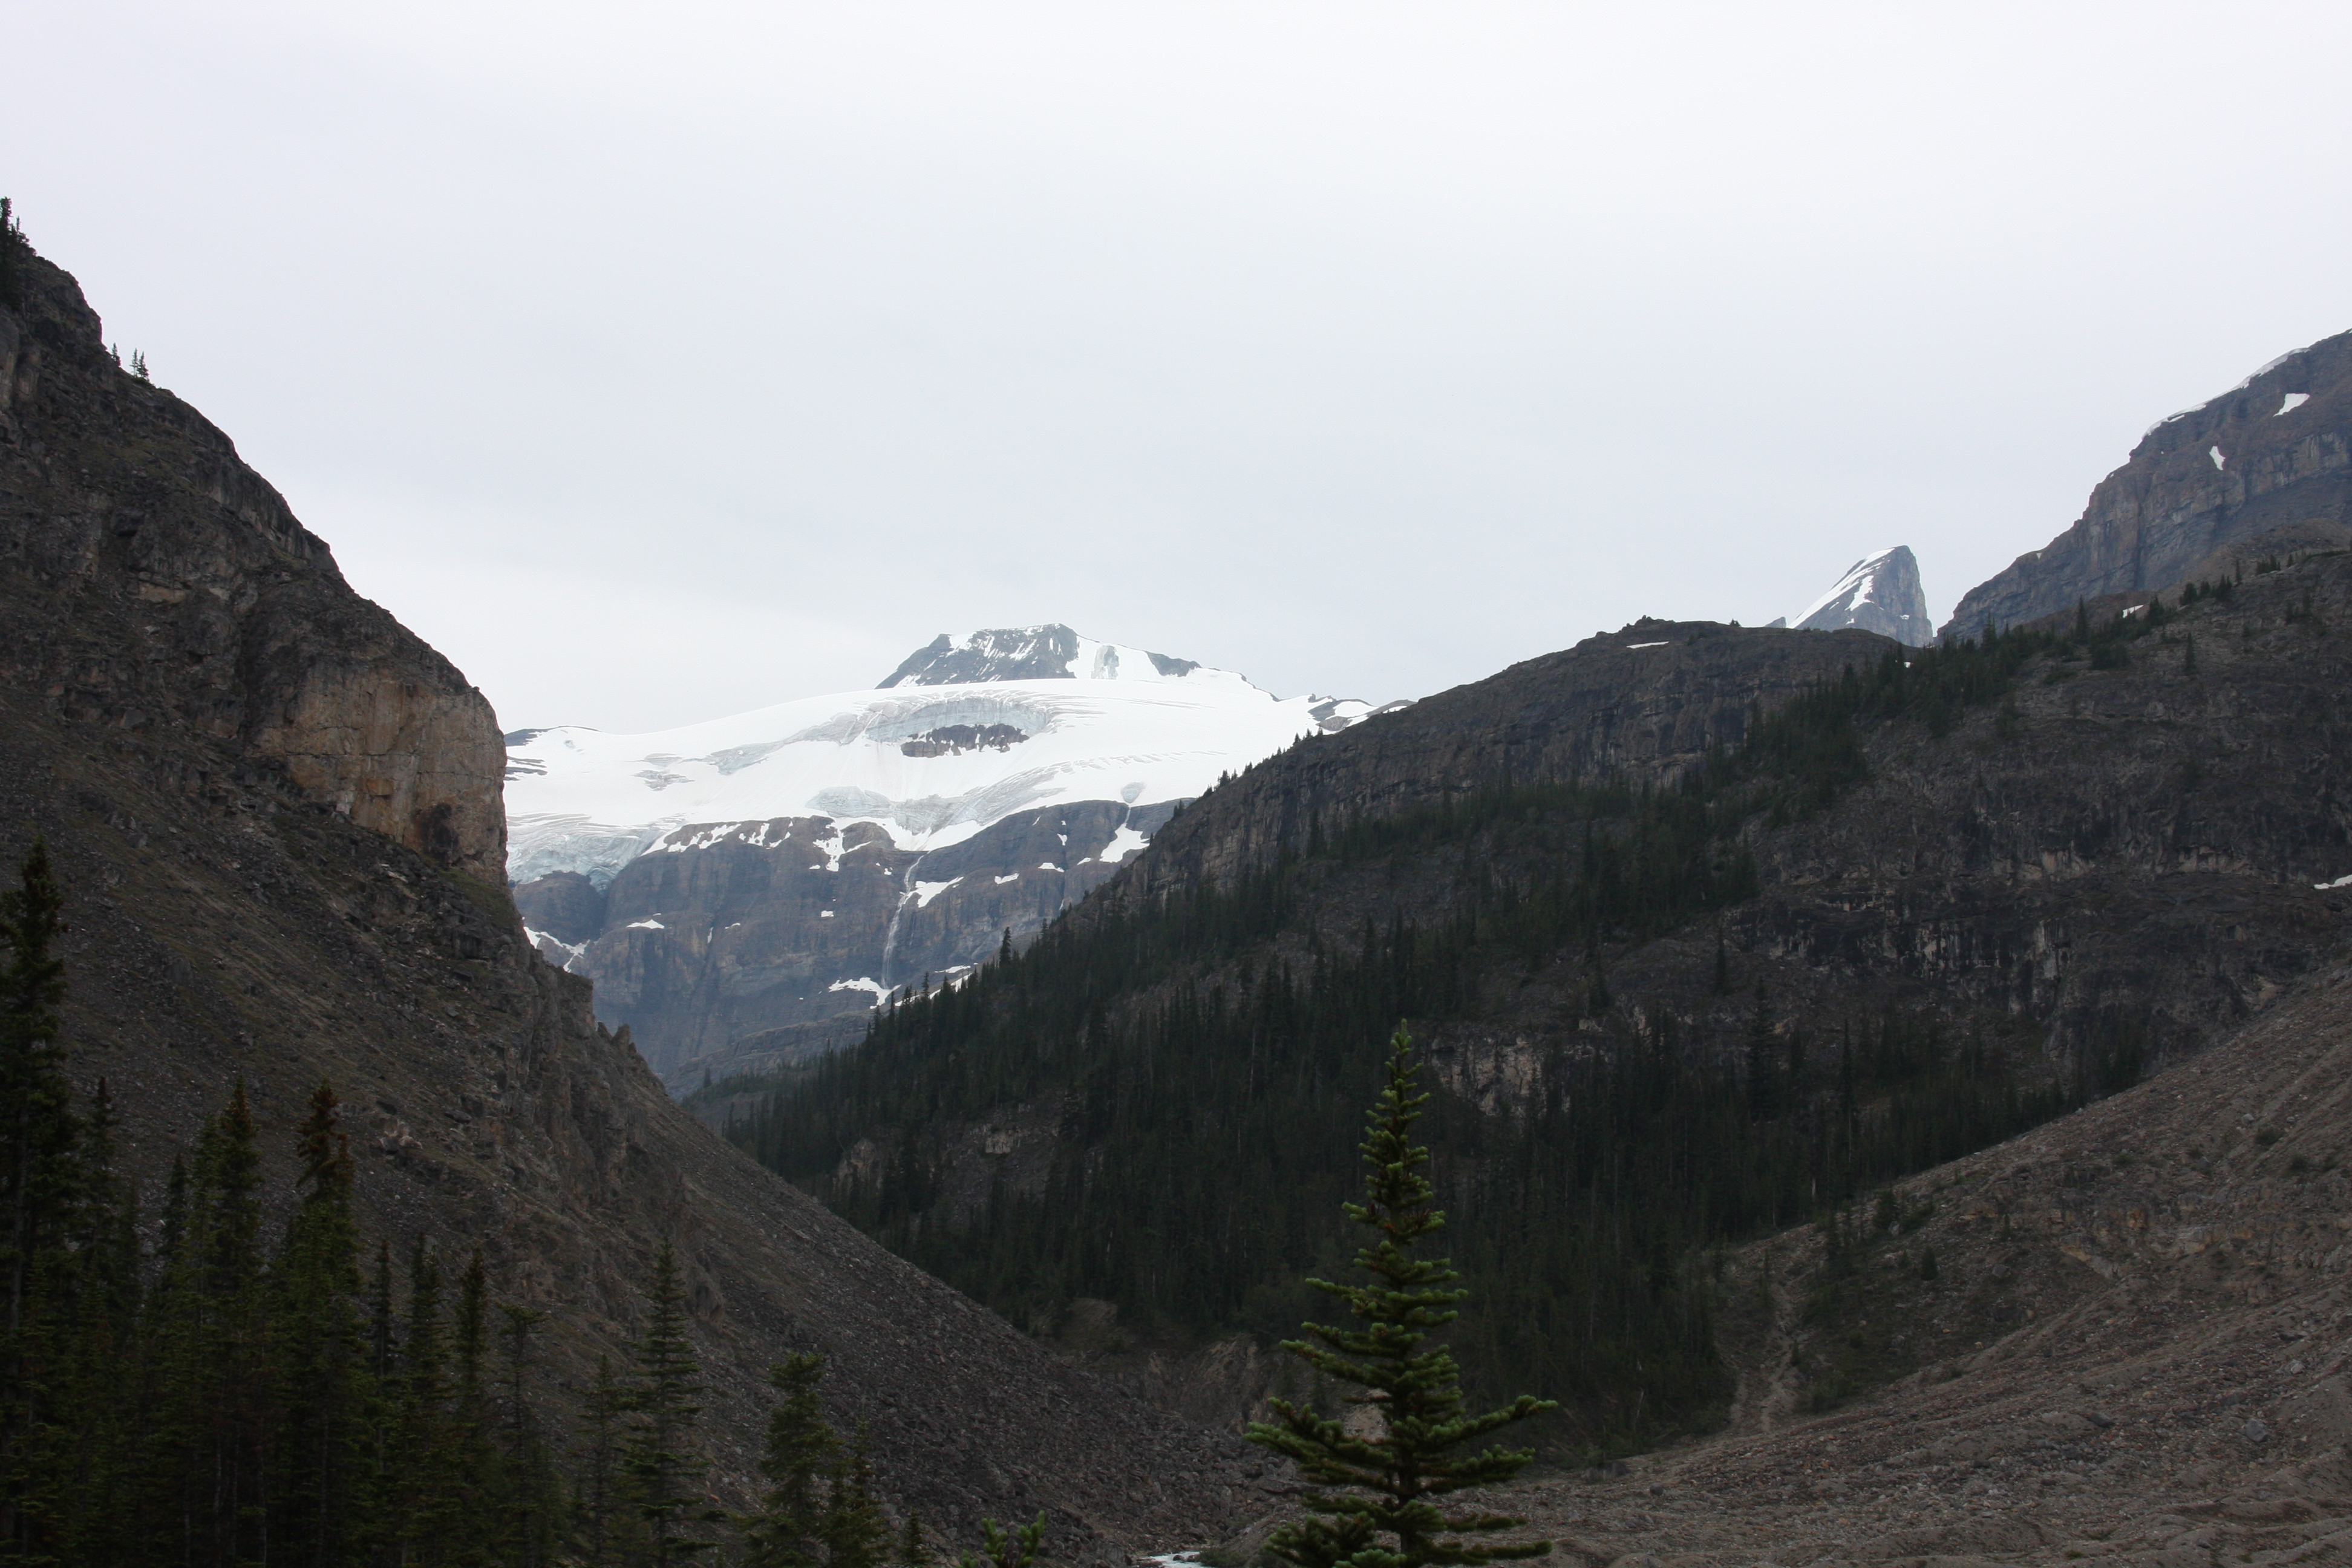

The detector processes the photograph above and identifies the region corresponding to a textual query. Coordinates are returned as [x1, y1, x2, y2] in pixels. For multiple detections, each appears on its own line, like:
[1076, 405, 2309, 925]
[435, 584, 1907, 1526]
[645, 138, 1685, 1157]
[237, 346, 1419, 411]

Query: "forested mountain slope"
[737, 567, 2352, 1454]
[0, 236, 1253, 1552]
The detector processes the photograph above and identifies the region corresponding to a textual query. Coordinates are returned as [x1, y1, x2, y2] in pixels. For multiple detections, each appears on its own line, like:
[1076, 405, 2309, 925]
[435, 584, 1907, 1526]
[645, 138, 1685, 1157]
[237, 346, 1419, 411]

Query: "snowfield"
[506, 665, 1375, 887]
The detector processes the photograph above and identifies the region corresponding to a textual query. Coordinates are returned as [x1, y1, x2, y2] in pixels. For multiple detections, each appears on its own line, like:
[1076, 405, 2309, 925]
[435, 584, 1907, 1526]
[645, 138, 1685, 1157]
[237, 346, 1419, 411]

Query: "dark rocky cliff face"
[1129, 617, 1892, 900]
[0, 258, 507, 884]
[1944, 330, 2352, 638]
[0, 245, 1256, 1551]
[518, 797, 1183, 1085]
[1125, 578, 2350, 1072]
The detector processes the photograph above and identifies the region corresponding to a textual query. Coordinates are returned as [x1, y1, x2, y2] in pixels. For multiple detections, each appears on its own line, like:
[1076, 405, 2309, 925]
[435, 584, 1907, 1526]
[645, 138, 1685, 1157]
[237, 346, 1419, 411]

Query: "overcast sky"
[9, 2, 2350, 731]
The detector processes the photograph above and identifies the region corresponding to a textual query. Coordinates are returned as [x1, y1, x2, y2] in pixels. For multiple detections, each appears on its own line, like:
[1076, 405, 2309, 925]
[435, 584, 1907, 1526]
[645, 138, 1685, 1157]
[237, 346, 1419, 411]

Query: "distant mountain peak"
[879, 624, 1204, 688]
[1786, 546, 1932, 647]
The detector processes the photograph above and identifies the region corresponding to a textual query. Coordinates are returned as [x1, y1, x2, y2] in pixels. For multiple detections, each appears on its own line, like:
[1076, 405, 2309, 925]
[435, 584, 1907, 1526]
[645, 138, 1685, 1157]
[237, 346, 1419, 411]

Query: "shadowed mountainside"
[0, 238, 1258, 1554]
[737, 566, 2352, 1443]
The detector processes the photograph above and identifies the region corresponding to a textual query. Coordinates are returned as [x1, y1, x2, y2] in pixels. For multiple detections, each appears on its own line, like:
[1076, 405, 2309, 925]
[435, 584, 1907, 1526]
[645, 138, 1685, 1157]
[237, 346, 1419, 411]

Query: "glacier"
[506, 625, 1380, 889]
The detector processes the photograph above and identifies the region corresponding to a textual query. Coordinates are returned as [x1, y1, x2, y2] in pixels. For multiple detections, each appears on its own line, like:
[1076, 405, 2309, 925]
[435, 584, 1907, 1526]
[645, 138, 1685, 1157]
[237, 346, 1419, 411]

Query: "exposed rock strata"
[0, 264, 505, 883]
[1790, 544, 1934, 645]
[0, 244, 1256, 1552]
[1945, 330, 2352, 639]
[520, 798, 1182, 1083]
[1127, 617, 1893, 897]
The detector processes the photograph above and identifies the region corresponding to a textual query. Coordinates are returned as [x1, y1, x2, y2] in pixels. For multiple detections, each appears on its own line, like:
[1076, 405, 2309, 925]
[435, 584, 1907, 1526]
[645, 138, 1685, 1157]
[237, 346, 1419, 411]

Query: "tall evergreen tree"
[897, 1511, 932, 1568]
[0, 838, 78, 1557]
[575, 1354, 631, 1567]
[189, 1083, 271, 1566]
[50, 1076, 140, 1563]
[448, 1244, 503, 1565]
[386, 1236, 464, 1561]
[820, 1422, 889, 1568]
[742, 1351, 838, 1568]
[1247, 1027, 1554, 1568]
[624, 1240, 721, 1564]
[495, 1303, 565, 1568]
[269, 1080, 372, 1566]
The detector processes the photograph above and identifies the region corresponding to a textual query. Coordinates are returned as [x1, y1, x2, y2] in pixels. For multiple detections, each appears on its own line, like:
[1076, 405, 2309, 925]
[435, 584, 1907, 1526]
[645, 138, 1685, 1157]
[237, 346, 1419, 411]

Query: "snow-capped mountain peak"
[1778, 546, 1932, 647]
[503, 624, 1403, 1082]
[506, 627, 1390, 889]
[880, 624, 1206, 688]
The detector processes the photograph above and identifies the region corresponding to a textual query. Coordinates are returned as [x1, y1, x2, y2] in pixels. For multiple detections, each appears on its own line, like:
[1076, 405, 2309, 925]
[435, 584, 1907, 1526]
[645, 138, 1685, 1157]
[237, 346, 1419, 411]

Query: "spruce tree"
[451, 1243, 505, 1560]
[575, 1353, 631, 1567]
[269, 1079, 372, 1566]
[495, 1303, 565, 1568]
[898, 1511, 932, 1568]
[194, 1082, 271, 1564]
[0, 838, 78, 1559]
[387, 1236, 462, 1559]
[51, 1076, 139, 1563]
[1246, 1026, 1553, 1568]
[820, 1422, 890, 1568]
[742, 1351, 838, 1568]
[624, 1240, 722, 1563]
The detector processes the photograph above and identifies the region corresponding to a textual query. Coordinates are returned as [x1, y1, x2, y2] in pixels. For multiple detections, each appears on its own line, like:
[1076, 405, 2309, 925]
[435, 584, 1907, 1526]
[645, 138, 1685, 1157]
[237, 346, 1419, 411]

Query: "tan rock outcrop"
[0, 241, 505, 881]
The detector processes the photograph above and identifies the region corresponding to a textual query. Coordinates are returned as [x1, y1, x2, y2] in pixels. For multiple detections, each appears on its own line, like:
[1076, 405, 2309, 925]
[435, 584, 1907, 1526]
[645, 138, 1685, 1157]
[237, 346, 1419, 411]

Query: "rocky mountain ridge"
[880, 624, 1202, 687]
[1944, 328, 2352, 638]
[747, 554, 2352, 1440]
[0, 238, 1256, 1553]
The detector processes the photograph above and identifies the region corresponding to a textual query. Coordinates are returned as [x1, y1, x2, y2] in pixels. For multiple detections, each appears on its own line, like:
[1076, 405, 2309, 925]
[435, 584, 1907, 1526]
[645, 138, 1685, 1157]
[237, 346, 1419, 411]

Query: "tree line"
[730, 621, 2143, 1455]
[0, 839, 1013, 1567]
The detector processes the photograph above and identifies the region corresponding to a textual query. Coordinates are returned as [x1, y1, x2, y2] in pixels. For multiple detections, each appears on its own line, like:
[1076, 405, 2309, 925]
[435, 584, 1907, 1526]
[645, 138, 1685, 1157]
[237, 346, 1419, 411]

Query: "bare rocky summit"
[1779, 546, 1934, 645]
[1945, 330, 2352, 639]
[0, 241, 1256, 1555]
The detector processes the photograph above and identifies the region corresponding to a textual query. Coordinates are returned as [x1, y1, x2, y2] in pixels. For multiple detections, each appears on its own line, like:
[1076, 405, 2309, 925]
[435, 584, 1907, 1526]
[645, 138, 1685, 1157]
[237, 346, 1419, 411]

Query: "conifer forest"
[0, 841, 920, 1567]
[731, 625, 2161, 1455]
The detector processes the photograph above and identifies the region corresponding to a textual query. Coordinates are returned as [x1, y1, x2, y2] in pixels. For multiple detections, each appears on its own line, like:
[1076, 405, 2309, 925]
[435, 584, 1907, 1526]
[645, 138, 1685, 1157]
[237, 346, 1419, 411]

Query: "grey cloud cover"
[7, 1, 2349, 730]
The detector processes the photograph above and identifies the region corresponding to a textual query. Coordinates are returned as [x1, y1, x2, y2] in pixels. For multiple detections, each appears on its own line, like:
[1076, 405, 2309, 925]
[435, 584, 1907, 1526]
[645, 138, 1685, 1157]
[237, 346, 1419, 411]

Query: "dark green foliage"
[270, 1080, 372, 1564]
[0, 845, 860, 1567]
[577, 1355, 634, 1567]
[0, 200, 26, 309]
[742, 1353, 839, 1568]
[626, 1240, 724, 1564]
[956, 1514, 1044, 1568]
[496, 1304, 566, 1568]
[899, 1511, 932, 1568]
[733, 627, 2091, 1449]
[1247, 1029, 1552, 1568]
[0, 837, 79, 1558]
[822, 1424, 890, 1568]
